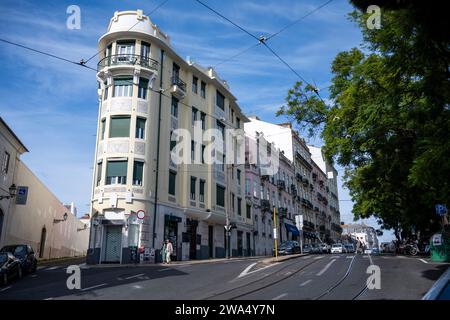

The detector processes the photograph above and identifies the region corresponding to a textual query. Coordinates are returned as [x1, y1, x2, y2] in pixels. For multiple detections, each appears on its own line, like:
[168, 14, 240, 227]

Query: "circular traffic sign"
[137, 210, 146, 219]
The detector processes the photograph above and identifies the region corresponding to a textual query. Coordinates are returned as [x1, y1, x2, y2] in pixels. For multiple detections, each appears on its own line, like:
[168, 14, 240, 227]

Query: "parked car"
[273, 241, 301, 256]
[331, 243, 344, 254]
[0, 244, 37, 274]
[371, 247, 380, 255]
[0, 252, 22, 285]
[344, 244, 355, 253]
[311, 243, 321, 254]
[319, 243, 330, 253]
[302, 244, 313, 254]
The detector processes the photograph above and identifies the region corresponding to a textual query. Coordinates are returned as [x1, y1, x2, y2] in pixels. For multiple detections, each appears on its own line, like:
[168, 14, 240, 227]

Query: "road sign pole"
[273, 206, 278, 260]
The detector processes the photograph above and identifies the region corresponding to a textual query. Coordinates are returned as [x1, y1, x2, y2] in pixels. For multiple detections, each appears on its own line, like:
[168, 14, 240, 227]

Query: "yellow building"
[88, 10, 252, 264]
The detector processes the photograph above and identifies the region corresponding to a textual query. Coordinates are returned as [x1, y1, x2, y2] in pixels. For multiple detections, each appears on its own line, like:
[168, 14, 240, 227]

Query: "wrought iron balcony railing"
[171, 75, 187, 92]
[97, 54, 158, 71]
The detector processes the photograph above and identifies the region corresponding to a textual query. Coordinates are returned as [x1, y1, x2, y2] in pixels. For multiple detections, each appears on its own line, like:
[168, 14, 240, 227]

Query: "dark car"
[302, 244, 313, 254]
[274, 241, 301, 255]
[0, 252, 22, 285]
[311, 243, 321, 254]
[0, 245, 37, 274]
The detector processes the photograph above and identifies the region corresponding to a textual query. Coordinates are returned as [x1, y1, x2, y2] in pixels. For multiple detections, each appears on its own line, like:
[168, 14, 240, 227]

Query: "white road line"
[46, 266, 60, 270]
[346, 256, 353, 259]
[316, 259, 336, 276]
[43, 297, 53, 300]
[81, 283, 107, 291]
[299, 279, 312, 287]
[238, 263, 257, 278]
[125, 273, 145, 280]
[313, 256, 324, 260]
[272, 293, 288, 300]
[31, 274, 37, 278]
[132, 285, 143, 289]
[0, 286, 11, 292]
[419, 259, 428, 264]
[37, 266, 46, 270]
[157, 268, 171, 272]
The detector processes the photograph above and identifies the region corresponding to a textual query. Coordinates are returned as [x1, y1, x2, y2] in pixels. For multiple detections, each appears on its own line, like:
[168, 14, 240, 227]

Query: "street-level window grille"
[133, 161, 144, 186]
[106, 160, 127, 185]
[113, 78, 133, 97]
[138, 78, 149, 99]
[135, 117, 146, 139]
[110, 116, 131, 138]
[190, 177, 196, 200]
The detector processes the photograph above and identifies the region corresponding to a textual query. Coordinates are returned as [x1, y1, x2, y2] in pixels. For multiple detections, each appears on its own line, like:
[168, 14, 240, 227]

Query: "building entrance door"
[208, 225, 214, 258]
[187, 219, 198, 259]
[237, 231, 243, 256]
[164, 220, 179, 261]
[104, 226, 122, 263]
[246, 232, 251, 256]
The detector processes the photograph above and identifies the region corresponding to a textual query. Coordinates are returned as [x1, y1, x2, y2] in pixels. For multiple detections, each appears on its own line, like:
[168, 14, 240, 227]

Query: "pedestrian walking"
[165, 239, 173, 264]
[160, 240, 166, 264]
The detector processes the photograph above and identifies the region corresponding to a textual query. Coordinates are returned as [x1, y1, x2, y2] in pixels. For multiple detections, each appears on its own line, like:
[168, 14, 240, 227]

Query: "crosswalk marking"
[46, 266, 61, 270]
[272, 293, 288, 300]
[299, 279, 312, 287]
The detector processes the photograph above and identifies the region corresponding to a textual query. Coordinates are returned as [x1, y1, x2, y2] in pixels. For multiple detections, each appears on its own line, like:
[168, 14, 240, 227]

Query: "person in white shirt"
[165, 239, 173, 264]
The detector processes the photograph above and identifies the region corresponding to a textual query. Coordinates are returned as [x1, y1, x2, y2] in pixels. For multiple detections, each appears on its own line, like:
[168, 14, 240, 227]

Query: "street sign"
[435, 204, 448, 216]
[15, 186, 28, 205]
[295, 215, 303, 230]
[137, 210, 146, 219]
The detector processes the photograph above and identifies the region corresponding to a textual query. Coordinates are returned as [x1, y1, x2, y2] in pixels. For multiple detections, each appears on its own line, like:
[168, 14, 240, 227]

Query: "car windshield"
[332, 244, 342, 248]
[1, 245, 26, 257]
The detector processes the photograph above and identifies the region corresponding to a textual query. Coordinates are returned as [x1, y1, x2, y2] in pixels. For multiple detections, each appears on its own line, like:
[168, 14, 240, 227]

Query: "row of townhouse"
[86, 10, 341, 264]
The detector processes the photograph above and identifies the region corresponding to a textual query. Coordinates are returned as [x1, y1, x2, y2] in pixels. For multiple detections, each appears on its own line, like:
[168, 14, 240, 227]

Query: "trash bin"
[430, 233, 450, 262]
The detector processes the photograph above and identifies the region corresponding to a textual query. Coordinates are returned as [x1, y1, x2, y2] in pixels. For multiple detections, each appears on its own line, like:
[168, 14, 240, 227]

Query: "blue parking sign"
[435, 204, 448, 216]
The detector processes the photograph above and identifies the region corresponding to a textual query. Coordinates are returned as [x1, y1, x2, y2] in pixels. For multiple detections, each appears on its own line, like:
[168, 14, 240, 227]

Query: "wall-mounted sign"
[137, 210, 146, 219]
[15, 186, 28, 205]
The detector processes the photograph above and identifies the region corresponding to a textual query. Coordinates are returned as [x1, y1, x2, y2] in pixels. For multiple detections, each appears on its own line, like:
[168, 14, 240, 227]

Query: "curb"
[422, 266, 450, 300]
[262, 253, 309, 264]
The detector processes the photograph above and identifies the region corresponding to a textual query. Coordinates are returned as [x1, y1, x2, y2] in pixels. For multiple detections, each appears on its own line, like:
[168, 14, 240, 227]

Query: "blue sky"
[0, 0, 394, 242]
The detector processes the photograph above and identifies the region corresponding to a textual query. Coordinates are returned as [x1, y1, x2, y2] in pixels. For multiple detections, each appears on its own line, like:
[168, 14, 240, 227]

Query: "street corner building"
[0, 117, 89, 259]
[87, 10, 251, 264]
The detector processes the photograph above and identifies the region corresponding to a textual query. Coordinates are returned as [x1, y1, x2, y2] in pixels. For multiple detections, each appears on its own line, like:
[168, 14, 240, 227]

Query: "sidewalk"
[38, 256, 86, 266]
[86, 254, 308, 269]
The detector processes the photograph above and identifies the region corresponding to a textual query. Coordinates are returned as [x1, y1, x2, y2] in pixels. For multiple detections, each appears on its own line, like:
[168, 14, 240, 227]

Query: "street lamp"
[53, 212, 68, 224]
[0, 184, 17, 200]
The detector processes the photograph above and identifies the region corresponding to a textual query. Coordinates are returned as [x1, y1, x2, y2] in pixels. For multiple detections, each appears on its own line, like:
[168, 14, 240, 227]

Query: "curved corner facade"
[87, 10, 252, 264]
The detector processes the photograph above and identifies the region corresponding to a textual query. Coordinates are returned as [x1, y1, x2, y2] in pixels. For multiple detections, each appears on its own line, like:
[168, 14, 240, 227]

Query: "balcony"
[97, 54, 158, 72]
[170, 75, 187, 99]
[290, 184, 297, 196]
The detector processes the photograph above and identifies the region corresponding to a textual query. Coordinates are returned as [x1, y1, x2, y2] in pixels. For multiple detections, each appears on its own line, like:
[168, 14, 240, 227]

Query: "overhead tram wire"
[192, 0, 329, 103]
[83, 0, 171, 64]
[210, 0, 334, 69]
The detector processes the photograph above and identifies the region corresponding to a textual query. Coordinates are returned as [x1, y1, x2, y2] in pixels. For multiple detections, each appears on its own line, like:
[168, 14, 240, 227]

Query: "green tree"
[277, 1, 449, 240]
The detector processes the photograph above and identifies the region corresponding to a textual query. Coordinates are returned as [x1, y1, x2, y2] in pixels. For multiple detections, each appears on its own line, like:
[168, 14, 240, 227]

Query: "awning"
[285, 223, 300, 236]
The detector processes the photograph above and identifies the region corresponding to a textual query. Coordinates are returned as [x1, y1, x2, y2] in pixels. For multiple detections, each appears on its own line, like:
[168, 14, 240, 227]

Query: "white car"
[331, 244, 343, 254]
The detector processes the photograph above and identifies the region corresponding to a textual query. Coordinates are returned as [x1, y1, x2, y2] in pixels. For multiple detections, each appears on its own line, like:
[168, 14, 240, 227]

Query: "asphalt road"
[0, 254, 447, 300]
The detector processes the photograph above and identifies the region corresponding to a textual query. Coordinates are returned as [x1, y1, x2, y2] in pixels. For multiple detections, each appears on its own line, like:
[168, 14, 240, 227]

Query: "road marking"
[0, 286, 11, 292]
[419, 259, 428, 264]
[157, 268, 171, 272]
[125, 273, 145, 280]
[272, 293, 288, 300]
[316, 259, 336, 276]
[31, 274, 37, 278]
[313, 256, 324, 260]
[37, 266, 46, 270]
[238, 263, 257, 278]
[299, 279, 312, 287]
[132, 285, 143, 289]
[346, 256, 353, 259]
[43, 297, 53, 300]
[81, 283, 107, 291]
[398, 256, 407, 259]
[46, 266, 60, 270]
[302, 255, 311, 259]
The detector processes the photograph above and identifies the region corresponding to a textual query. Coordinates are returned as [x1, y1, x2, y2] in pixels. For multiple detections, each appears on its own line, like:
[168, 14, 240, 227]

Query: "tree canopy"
[277, 1, 449, 239]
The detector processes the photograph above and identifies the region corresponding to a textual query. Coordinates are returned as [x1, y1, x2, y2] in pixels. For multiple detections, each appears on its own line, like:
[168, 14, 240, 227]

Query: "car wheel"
[31, 261, 37, 273]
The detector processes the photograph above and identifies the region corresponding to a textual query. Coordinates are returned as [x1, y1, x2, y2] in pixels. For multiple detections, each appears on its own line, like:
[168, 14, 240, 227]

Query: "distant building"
[0, 117, 89, 259]
[342, 223, 379, 249]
